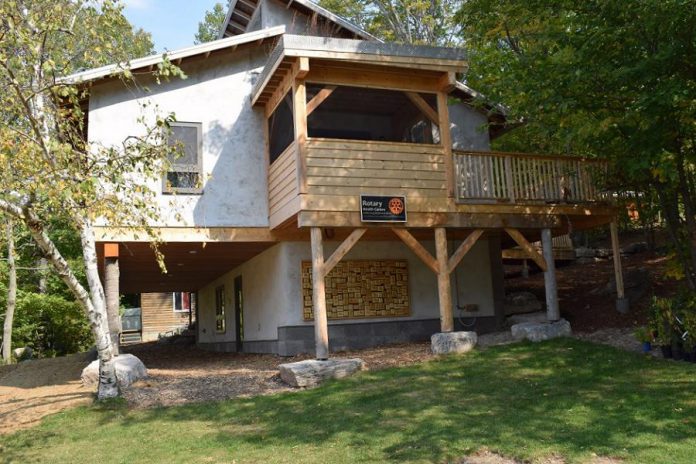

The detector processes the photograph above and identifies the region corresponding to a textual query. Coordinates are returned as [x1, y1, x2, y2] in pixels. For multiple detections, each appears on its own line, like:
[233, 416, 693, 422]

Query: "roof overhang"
[252, 34, 468, 110]
[450, 82, 517, 139]
[220, 0, 378, 41]
[62, 26, 286, 86]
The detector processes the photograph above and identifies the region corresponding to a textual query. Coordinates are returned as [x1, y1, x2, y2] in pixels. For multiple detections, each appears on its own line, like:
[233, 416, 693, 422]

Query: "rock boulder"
[81, 354, 148, 388]
[431, 331, 478, 355]
[279, 358, 365, 388]
[511, 319, 572, 342]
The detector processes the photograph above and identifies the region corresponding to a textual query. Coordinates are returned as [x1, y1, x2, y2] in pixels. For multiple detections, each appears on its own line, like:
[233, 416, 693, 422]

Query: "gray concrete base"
[431, 331, 478, 355]
[279, 358, 366, 387]
[511, 319, 572, 342]
[81, 354, 148, 388]
[198, 317, 502, 356]
[616, 297, 630, 314]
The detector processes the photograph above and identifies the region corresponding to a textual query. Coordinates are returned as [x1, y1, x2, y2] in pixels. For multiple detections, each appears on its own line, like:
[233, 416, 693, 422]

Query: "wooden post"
[103, 243, 121, 355]
[521, 259, 529, 278]
[293, 79, 308, 194]
[435, 228, 454, 332]
[310, 227, 329, 360]
[437, 92, 455, 200]
[540, 229, 560, 322]
[610, 221, 628, 312]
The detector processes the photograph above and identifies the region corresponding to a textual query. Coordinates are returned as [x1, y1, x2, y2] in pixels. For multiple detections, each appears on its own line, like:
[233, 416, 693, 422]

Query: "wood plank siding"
[141, 293, 191, 340]
[305, 138, 446, 199]
[269, 141, 299, 227]
[267, 137, 612, 229]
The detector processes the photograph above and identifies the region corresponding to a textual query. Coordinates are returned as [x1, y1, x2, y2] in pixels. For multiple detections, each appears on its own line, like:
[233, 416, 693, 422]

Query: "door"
[234, 276, 244, 352]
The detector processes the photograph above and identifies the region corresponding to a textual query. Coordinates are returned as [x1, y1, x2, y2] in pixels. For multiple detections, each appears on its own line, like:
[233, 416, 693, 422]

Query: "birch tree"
[1, 219, 17, 363]
[0, 0, 180, 398]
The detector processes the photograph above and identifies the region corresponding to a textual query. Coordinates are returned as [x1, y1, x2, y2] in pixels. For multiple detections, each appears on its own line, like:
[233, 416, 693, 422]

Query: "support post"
[103, 243, 121, 355]
[521, 259, 529, 278]
[435, 228, 454, 332]
[540, 229, 560, 322]
[310, 227, 329, 360]
[610, 221, 628, 313]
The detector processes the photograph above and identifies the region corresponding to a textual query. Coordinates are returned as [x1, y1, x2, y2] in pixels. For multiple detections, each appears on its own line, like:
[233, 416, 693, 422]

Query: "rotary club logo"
[388, 197, 404, 215]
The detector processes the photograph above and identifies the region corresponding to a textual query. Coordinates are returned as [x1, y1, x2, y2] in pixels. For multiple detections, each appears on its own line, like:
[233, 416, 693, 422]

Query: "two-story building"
[71, 0, 623, 359]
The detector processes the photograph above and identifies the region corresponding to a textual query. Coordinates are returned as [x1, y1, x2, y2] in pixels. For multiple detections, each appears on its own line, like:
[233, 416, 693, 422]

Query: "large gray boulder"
[511, 319, 571, 342]
[12, 346, 33, 361]
[431, 331, 478, 355]
[81, 353, 148, 388]
[279, 358, 365, 388]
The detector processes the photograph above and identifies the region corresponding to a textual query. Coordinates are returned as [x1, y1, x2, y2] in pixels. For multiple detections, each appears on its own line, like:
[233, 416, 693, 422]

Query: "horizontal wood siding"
[268, 141, 299, 226]
[303, 138, 448, 212]
[141, 293, 190, 336]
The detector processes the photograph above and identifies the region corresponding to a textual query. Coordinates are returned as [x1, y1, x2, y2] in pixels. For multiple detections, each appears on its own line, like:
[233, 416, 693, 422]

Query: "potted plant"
[650, 296, 674, 359]
[681, 309, 696, 363]
[634, 326, 653, 353]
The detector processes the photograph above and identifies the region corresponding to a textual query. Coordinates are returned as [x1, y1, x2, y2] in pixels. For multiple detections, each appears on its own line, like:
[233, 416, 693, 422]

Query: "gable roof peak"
[219, 0, 378, 42]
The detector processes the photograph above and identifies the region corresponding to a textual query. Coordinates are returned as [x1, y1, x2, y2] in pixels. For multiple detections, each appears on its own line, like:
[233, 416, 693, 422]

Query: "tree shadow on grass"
[4, 339, 696, 463]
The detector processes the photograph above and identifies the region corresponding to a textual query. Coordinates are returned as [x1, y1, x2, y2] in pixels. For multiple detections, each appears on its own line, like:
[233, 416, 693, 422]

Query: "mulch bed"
[505, 250, 678, 333]
[121, 341, 436, 408]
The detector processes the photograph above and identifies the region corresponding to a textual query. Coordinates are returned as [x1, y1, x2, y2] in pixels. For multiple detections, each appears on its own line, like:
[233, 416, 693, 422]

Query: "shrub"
[8, 292, 92, 358]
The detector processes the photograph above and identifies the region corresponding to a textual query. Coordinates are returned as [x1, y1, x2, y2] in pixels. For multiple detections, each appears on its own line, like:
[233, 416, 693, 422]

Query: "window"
[173, 292, 195, 313]
[164, 122, 203, 194]
[215, 286, 226, 333]
[305, 85, 440, 144]
[268, 90, 294, 164]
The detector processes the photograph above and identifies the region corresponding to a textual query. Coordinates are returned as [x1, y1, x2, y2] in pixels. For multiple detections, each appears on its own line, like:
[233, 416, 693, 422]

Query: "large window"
[172, 292, 195, 313]
[305, 85, 440, 144]
[268, 91, 294, 164]
[215, 286, 226, 333]
[164, 122, 203, 194]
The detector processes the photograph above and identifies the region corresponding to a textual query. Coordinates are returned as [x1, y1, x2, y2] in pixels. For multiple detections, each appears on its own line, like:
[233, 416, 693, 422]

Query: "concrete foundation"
[197, 316, 501, 355]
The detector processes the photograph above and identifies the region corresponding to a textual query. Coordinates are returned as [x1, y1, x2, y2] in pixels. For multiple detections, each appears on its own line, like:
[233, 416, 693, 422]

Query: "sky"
[122, 0, 223, 53]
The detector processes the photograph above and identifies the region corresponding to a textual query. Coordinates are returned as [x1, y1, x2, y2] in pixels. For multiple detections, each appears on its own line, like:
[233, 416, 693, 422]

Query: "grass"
[1, 338, 695, 464]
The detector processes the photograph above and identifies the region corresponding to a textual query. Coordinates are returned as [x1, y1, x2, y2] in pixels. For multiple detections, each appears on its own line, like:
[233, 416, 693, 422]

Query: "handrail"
[454, 151, 607, 203]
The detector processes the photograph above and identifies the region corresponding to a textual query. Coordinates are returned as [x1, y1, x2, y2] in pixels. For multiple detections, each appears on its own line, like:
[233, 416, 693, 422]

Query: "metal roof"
[219, 0, 378, 42]
[62, 26, 286, 85]
[251, 34, 468, 106]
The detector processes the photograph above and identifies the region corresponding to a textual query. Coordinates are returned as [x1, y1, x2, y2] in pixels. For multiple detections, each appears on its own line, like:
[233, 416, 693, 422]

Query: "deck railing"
[454, 150, 607, 204]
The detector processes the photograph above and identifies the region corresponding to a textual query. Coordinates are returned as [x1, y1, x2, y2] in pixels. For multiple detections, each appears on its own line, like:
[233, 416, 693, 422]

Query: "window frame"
[163, 121, 204, 195]
[215, 285, 226, 334]
[172, 292, 193, 313]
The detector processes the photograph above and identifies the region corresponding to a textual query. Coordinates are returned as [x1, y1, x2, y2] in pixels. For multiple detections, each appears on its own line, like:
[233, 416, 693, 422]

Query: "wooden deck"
[268, 137, 613, 231]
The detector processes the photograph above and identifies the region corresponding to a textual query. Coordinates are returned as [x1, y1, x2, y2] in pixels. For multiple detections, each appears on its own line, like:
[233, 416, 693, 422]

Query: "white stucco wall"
[449, 102, 491, 151]
[88, 48, 271, 228]
[197, 239, 496, 343]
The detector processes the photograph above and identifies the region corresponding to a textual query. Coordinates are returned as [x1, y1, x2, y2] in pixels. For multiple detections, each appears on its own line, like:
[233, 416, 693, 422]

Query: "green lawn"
[2, 339, 695, 464]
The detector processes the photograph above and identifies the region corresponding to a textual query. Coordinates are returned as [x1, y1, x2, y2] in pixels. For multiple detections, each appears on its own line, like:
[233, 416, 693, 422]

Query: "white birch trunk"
[19, 208, 119, 399]
[2, 219, 17, 363]
[79, 221, 119, 399]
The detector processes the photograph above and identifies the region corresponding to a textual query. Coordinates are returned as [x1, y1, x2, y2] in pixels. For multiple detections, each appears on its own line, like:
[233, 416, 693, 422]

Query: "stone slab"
[81, 353, 148, 388]
[279, 358, 365, 388]
[511, 319, 572, 342]
[431, 331, 478, 355]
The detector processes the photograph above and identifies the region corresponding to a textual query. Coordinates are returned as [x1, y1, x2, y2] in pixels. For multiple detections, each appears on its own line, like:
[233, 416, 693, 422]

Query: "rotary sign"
[360, 195, 407, 222]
